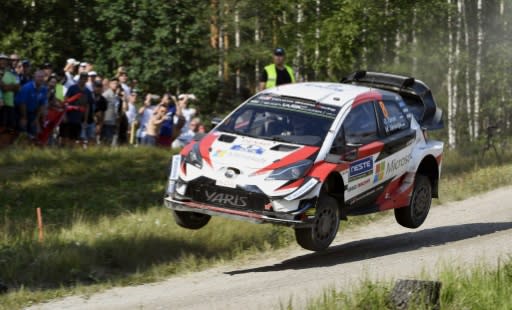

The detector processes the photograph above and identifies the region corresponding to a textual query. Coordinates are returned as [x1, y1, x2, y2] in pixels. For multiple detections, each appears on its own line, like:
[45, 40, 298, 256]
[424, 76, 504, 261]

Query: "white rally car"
[165, 71, 444, 251]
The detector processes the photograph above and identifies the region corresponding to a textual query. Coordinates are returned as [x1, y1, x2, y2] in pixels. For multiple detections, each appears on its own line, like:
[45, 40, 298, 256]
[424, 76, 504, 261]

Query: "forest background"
[1, 0, 511, 149]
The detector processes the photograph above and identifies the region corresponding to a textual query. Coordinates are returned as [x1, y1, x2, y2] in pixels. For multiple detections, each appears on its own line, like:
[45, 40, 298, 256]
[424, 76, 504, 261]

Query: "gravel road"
[29, 186, 512, 310]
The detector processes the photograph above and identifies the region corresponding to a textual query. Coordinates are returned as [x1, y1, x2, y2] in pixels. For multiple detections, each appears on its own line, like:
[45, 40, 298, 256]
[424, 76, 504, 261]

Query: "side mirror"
[342, 142, 362, 161]
[192, 133, 207, 141]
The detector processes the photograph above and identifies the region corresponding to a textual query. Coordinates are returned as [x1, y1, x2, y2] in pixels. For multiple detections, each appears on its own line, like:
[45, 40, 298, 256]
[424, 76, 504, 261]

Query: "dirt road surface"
[30, 187, 512, 310]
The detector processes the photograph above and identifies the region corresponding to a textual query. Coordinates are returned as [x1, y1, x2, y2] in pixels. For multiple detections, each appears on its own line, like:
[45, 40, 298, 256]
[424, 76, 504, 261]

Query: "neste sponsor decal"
[349, 157, 373, 181]
[205, 190, 248, 207]
[386, 154, 412, 175]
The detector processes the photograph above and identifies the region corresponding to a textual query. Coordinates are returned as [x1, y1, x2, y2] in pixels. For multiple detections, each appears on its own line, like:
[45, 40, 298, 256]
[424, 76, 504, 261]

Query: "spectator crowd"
[0, 53, 205, 148]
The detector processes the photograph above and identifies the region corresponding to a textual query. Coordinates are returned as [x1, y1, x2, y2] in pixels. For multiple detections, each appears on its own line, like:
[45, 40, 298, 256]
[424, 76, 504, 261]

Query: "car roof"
[261, 82, 378, 107]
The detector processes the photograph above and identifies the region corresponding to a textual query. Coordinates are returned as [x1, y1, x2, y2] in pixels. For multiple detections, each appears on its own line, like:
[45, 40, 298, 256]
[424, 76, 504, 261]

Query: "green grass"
[297, 258, 512, 310]
[0, 146, 511, 309]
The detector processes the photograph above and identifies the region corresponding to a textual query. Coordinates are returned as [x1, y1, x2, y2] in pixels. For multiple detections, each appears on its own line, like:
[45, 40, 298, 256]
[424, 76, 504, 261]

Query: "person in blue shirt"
[17, 70, 48, 137]
[158, 93, 176, 147]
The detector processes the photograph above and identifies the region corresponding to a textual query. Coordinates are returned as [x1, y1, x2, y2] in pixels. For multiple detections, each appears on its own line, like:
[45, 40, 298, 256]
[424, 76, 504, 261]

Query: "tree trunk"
[315, 0, 320, 79]
[222, 3, 229, 82]
[411, 7, 418, 75]
[453, 0, 461, 143]
[210, 0, 219, 49]
[255, 17, 260, 92]
[447, 0, 456, 148]
[462, 0, 473, 139]
[235, 6, 240, 96]
[294, 3, 304, 82]
[474, 0, 483, 138]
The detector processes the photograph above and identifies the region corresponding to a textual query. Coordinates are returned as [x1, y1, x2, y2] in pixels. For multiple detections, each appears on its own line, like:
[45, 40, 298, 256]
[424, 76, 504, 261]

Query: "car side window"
[377, 100, 410, 135]
[343, 102, 379, 145]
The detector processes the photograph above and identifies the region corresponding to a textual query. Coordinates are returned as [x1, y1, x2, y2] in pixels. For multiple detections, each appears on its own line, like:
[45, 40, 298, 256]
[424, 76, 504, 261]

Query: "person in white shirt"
[177, 94, 197, 134]
[136, 93, 156, 144]
[63, 58, 78, 95]
[117, 66, 131, 98]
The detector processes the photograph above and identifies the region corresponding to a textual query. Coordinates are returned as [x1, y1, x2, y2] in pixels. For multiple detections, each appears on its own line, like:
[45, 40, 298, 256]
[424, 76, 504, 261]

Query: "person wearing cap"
[86, 71, 97, 91]
[60, 71, 92, 146]
[16, 70, 48, 137]
[74, 62, 89, 82]
[9, 54, 20, 78]
[42, 62, 53, 82]
[63, 58, 79, 95]
[259, 47, 295, 91]
[0, 53, 20, 134]
[116, 66, 131, 98]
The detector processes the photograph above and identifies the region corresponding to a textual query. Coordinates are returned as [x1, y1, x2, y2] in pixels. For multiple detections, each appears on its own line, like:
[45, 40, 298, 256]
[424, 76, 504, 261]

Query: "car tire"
[394, 174, 432, 229]
[172, 210, 211, 230]
[295, 194, 340, 251]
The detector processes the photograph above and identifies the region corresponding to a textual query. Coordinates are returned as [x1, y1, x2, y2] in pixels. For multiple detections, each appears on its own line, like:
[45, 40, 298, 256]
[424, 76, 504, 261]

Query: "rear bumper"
[164, 196, 309, 227]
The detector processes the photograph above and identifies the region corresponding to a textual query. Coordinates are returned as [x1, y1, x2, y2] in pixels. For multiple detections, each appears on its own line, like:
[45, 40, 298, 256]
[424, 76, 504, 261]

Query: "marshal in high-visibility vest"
[259, 47, 296, 91]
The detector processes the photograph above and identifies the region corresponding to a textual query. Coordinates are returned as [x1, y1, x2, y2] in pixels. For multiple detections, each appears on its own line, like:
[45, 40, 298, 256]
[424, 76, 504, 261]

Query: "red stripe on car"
[352, 90, 383, 108]
[180, 142, 195, 156]
[183, 200, 262, 220]
[254, 146, 319, 175]
[199, 133, 218, 167]
[276, 178, 305, 191]
[357, 141, 384, 159]
[377, 175, 413, 211]
[436, 154, 443, 165]
[308, 161, 338, 182]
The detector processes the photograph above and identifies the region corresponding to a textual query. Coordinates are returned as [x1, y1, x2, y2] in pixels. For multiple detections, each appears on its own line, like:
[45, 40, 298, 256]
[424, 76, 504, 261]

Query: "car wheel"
[172, 210, 211, 230]
[295, 194, 340, 251]
[395, 174, 432, 229]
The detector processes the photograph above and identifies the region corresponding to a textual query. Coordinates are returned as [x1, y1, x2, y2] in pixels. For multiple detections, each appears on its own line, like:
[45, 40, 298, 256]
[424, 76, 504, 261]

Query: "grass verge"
[294, 257, 512, 310]
[0, 146, 511, 309]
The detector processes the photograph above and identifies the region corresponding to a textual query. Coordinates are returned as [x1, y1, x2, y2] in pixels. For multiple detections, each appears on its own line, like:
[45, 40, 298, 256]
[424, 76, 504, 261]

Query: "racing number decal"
[379, 101, 389, 119]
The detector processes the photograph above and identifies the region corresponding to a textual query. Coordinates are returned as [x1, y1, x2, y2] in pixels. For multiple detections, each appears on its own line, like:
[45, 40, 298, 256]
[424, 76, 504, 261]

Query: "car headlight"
[184, 143, 203, 169]
[265, 159, 313, 181]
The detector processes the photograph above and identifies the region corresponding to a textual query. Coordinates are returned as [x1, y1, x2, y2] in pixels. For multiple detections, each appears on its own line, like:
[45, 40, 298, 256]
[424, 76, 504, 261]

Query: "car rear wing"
[341, 71, 444, 131]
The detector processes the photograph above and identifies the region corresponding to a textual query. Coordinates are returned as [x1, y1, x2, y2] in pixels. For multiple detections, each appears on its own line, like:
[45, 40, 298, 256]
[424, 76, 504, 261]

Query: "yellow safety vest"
[264, 64, 295, 88]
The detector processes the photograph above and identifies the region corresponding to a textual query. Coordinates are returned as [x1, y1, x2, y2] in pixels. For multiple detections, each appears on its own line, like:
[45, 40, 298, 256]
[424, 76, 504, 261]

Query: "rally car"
[164, 71, 444, 251]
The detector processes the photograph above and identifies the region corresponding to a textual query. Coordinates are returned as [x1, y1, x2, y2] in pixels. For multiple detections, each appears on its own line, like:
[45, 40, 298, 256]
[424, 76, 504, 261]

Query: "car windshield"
[216, 94, 340, 146]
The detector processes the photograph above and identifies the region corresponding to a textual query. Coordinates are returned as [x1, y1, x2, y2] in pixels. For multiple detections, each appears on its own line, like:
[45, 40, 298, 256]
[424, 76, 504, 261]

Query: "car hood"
[200, 132, 319, 171]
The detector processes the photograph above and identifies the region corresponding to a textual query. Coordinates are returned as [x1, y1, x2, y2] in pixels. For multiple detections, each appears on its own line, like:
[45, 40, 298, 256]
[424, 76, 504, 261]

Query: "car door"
[372, 99, 415, 187]
[328, 101, 381, 202]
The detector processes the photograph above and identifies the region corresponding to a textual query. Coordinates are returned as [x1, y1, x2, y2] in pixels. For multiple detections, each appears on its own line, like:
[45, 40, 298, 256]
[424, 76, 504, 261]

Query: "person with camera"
[143, 104, 170, 146]
[136, 93, 159, 145]
[156, 93, 178, 147]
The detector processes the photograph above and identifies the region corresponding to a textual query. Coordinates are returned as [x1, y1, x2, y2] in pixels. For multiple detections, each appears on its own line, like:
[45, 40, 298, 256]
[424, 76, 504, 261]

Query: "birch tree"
[474, 0, 483, 138]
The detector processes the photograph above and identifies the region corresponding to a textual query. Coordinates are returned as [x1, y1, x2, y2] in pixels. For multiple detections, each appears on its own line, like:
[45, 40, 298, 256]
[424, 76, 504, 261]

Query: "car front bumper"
[164, 196, 312, 227]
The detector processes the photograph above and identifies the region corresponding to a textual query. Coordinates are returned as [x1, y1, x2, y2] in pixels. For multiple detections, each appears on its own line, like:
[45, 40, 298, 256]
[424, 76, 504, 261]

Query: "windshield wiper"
[269, 135, 293, 143]
[218, 128, 260, 139]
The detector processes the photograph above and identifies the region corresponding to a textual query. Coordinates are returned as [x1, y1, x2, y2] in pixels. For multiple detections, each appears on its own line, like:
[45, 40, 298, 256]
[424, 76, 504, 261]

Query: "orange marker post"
[36, 207, 44, 242]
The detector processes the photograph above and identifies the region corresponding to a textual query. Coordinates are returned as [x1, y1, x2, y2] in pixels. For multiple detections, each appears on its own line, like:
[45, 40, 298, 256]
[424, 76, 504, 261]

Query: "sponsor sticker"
[386, 154, 412, 175]
[373, 161, 386, 183]
[205, 190, 248, 207]
[349, 156, 373, 181]
[169, 155, 181, 180]
[212, 149, 228, 158]
[347, 177, 371, 191]
[230, 144, 265, 155]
